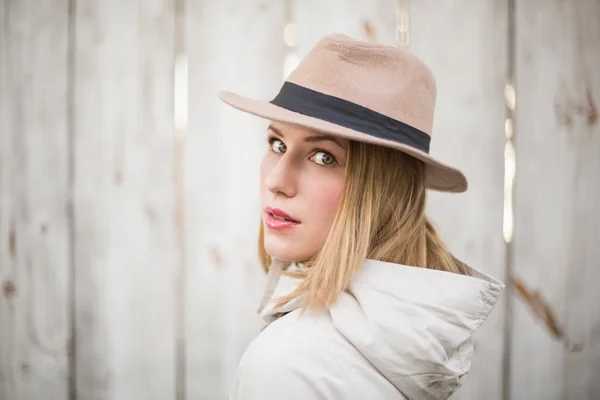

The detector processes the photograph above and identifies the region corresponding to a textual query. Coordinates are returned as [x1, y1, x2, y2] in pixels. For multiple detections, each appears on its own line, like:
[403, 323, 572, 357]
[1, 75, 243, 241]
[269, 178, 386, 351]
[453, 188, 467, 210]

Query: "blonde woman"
[220, 34, 505, 400]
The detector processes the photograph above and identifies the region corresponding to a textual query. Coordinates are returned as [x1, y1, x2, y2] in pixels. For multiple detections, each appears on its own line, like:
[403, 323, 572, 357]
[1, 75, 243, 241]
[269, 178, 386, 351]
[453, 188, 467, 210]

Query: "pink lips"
[264, 206, 300, 230]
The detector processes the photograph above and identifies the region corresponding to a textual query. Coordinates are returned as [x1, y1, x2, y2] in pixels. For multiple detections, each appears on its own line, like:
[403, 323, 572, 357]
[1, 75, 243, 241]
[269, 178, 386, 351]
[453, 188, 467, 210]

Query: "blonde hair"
[258, 140, 468, 310]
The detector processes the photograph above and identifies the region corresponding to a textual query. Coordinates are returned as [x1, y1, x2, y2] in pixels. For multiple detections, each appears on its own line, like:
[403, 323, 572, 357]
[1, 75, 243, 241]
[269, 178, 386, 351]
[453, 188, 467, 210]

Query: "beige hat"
[219, 33, 467, 192]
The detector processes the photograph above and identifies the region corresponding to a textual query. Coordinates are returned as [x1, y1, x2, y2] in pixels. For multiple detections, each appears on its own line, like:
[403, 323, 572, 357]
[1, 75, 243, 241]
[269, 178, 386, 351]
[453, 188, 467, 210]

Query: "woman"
[220, 34, 505, 400]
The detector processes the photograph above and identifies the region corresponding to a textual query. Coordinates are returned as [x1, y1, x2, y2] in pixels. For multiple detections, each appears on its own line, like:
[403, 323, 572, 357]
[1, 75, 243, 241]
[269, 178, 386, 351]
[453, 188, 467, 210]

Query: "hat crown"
[287, 34, 437, 136]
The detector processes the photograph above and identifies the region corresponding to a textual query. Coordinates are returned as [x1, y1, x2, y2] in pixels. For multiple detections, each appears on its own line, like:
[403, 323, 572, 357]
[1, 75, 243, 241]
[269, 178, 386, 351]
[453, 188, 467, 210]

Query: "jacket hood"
[258, 258, 505, 400]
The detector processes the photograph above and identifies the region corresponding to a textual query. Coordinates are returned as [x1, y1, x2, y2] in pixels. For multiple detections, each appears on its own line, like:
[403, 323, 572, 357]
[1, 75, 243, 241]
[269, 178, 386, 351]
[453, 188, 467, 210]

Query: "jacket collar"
[259, 258, 504, 323]
[257, 257, 505, 399]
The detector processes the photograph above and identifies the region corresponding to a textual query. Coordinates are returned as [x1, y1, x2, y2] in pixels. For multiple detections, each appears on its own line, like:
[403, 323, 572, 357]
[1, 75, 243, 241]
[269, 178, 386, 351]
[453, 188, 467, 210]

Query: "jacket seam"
[457, 342, 467, 372]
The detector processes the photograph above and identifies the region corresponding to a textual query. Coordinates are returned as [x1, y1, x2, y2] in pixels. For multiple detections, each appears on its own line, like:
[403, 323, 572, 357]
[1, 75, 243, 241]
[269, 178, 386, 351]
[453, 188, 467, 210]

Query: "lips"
[264, 206, 300, 230]
[265, 206, 299, 223]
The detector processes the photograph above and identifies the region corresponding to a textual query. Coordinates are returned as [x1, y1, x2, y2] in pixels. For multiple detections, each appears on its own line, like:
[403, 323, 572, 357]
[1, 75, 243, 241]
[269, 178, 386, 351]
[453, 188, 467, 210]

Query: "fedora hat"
[219, 33, 467, 192]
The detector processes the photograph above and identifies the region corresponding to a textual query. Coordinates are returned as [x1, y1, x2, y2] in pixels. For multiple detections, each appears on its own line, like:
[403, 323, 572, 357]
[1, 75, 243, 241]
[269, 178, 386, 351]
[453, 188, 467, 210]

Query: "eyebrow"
[268, 124, 347, 150]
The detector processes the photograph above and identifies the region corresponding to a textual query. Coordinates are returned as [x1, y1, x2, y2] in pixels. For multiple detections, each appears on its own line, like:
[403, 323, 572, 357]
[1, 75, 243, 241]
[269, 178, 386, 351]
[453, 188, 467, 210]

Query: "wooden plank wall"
[71, 1, 178, 399]
[1, 1, 599, 399]
[184, 0, 285, 398]
[0, 1, 71, 399]
[409, 2, 508, 399]
[509, 1, 600, 399]
[294, 0, 397, 55]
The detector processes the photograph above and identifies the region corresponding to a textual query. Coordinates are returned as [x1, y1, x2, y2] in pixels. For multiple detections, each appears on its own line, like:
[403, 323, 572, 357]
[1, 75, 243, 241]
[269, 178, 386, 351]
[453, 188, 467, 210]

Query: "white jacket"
[229, 258, 504, 400]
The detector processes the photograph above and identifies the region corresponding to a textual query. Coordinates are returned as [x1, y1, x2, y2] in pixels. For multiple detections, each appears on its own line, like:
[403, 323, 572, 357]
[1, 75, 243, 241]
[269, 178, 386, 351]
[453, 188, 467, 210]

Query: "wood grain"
[510, 1, 600, 399]
[0, 1, 71, 399]
[72, 1, 178, 398]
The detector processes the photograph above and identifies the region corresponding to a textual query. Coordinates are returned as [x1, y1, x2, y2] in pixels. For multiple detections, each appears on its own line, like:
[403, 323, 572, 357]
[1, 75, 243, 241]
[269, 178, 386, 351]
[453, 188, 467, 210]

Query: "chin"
[264, 235, 310, 263]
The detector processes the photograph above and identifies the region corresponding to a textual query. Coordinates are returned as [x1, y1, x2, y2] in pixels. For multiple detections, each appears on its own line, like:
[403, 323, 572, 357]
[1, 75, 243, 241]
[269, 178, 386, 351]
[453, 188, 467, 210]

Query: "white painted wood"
[409, 1, 508, 399]
[294, 0, 396, 58]
[185, 1, 285, 398]
[0, 0, 71, 399]
[510, 1, 600, 399]
[72, 1, 178, 399]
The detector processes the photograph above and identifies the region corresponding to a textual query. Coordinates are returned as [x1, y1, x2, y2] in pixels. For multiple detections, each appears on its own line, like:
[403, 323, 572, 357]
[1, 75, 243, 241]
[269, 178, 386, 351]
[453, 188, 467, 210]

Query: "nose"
[264, 155, 298, 198]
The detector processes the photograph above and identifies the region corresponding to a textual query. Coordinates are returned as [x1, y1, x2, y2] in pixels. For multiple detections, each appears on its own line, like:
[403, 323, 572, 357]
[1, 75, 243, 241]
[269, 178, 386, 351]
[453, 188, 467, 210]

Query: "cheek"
[303, 174, 344, 223]
[260, 163, 345, 262]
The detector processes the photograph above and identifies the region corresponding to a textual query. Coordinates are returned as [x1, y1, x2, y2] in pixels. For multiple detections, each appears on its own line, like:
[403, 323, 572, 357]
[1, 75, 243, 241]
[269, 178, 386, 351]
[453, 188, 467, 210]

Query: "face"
[260, 122, 348, 262]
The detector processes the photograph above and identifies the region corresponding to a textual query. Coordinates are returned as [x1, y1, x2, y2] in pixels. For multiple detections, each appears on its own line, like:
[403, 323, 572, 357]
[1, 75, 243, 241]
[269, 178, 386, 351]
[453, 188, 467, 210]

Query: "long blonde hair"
[258, 140, 468, 310]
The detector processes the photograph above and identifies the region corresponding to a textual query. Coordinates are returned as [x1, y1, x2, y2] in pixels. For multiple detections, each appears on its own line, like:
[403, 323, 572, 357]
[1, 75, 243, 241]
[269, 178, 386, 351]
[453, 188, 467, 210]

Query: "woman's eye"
[313, 151, 336, 166]
[269, 138, 287, 153]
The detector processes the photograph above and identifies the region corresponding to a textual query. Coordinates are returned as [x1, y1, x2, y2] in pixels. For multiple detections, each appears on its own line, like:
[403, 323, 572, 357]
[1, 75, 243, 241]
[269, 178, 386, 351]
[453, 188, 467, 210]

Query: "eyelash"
[267, 136, 337, 166]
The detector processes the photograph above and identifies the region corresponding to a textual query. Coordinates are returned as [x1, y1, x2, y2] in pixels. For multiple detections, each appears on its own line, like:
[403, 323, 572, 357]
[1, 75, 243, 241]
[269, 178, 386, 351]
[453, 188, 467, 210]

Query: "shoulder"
[229, 310, 361, 400]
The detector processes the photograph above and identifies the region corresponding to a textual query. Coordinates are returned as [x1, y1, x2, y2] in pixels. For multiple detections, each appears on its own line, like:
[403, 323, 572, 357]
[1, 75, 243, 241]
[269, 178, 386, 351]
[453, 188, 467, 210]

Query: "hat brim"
[219, 91, 468, 193]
